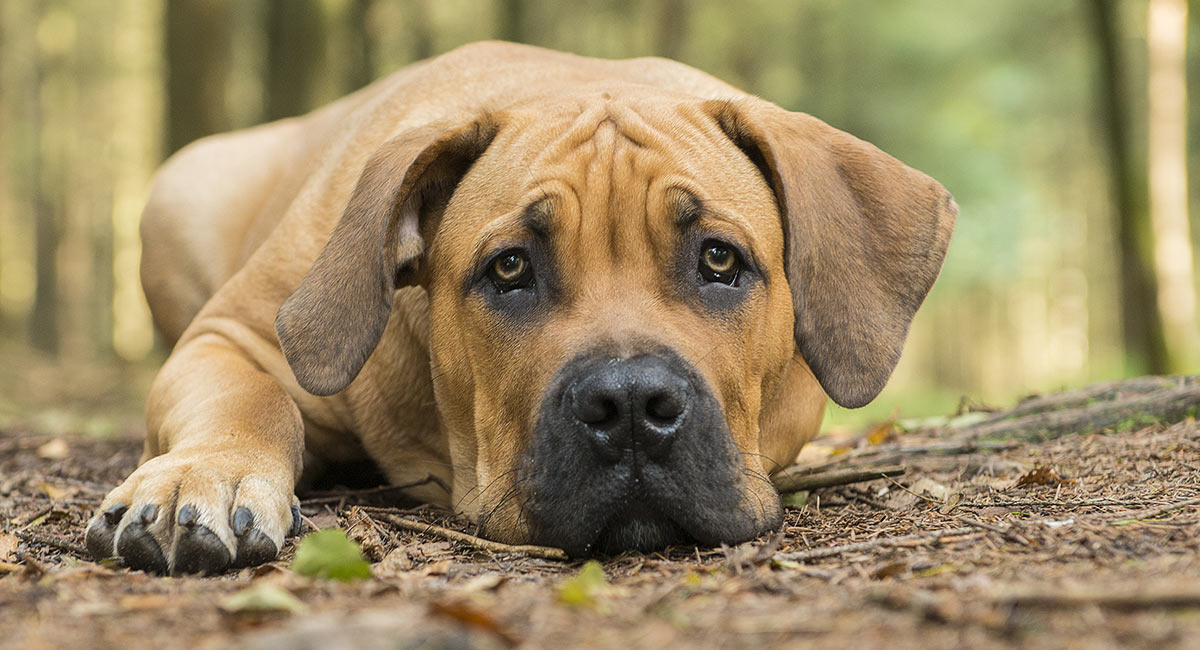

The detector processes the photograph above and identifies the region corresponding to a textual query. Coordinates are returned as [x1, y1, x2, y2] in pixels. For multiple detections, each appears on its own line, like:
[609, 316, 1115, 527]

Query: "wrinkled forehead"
[433, 95, 783, 270]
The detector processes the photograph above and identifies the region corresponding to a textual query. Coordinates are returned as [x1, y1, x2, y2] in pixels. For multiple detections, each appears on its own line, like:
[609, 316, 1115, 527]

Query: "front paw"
[85, 452, 300, 575]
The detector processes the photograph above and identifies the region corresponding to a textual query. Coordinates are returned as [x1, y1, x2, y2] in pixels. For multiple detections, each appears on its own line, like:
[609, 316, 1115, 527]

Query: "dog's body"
[87, 42, 954, 574]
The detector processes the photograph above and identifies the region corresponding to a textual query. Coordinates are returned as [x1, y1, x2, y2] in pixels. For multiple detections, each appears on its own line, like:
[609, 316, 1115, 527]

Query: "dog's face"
[276, 91, 956, 554]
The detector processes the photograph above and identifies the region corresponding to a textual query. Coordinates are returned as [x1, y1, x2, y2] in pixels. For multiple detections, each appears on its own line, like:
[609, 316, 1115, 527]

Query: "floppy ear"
[276, 116, 502, 396]
[705, 99, 956, 408]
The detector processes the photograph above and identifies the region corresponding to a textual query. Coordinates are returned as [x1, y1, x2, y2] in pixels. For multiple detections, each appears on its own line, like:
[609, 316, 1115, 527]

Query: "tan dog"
[86, 42, 955, 573]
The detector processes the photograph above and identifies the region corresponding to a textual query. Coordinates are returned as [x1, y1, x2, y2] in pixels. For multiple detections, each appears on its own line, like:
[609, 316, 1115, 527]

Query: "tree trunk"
[264, 0, 327, 121]
[655, 0, 687, 61]
[1146, 0, 1196, 371]
[1087, 0, 1170, 374]
[344, 0, 376, 92]
[28, 2, 56, 354]
[164, 0, 232, 157]
[497, 0, 524, 44]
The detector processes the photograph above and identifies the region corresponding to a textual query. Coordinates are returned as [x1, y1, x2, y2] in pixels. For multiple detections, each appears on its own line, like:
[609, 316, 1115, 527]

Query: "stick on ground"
[370, 511, 570, 561]
[772, 465, 907, 493]
[774, 526, 977, 563]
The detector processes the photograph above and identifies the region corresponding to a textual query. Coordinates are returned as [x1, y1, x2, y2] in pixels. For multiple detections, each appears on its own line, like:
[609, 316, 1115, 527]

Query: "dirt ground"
[2, 378, 1199, 649]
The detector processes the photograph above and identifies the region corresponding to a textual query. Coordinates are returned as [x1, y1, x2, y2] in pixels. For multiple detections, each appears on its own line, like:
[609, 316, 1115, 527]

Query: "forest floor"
[1, 376, 1199, 649]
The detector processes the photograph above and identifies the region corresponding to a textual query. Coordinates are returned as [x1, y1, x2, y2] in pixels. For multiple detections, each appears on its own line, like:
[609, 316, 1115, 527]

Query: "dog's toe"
[116, 505, 168, 574]
[231, 507, 278, 567]
[85, 503, 127, 560]
[173, 504, 232, 575]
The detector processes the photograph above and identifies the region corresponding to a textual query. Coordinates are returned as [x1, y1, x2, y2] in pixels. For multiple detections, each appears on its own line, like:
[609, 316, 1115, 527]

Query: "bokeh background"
[0, 0, 1197, 436]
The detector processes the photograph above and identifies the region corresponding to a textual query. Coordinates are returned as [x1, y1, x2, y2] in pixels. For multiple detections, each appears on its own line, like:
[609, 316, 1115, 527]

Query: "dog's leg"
[85, 330, 304, 574]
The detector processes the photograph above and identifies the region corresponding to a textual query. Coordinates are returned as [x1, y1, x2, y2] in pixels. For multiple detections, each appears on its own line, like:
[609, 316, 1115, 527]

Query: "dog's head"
[276, 91, 955, 554]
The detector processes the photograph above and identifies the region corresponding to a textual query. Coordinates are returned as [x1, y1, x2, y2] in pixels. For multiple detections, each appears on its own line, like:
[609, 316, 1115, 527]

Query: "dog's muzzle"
[515, 351, 780, 556]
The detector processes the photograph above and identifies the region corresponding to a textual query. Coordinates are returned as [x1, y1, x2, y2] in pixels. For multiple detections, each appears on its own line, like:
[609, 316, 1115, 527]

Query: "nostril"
[577, 396, 620, 426]
[645, 393, 685, 423]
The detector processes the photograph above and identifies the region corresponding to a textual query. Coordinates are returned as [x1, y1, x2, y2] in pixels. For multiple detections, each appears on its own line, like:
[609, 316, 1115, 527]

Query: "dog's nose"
[567, 356, 691, 462]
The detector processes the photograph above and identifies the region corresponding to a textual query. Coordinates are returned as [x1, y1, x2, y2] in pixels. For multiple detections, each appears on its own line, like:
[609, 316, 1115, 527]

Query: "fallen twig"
[774, 526, 976, 563]
[989, 583, 1200, 608]
[1106, 495, 1200, 524]
[14, 530, 88, 557]
[955, 514, 1031, 546]
[299, 474, 447, 505]
[772, 465, 906, 493]
[370, 512, 569, 561]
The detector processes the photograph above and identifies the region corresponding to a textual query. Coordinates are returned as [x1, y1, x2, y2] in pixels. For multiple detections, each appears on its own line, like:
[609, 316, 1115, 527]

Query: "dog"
[85, 41, 955, 574]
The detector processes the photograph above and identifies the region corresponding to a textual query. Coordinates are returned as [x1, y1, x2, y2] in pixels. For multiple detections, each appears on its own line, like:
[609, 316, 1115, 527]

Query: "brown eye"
[699, 241, 740, 285]
[488, 250, 533, 290]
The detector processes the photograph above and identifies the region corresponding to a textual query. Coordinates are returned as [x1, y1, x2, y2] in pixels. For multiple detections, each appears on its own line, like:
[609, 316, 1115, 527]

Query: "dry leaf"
[421, 559, 455, 576]
[866, 419, 898, 446]
[870, 561, 910, 580]
[119, 594, 172, 611]
[0, 534, 17, 561]
[36, 482, 69, 500]
[344, 507, 387, 562]
[36, 438, 69, 459]
[1015, 466, 1073, 487]
[429, 600, 519, 645]
[910, 478, 953, 502]
[462, 573, 506, 592]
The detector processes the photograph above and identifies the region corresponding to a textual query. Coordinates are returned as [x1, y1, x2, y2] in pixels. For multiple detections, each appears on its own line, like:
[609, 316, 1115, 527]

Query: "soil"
[2, 379, 1199, 649]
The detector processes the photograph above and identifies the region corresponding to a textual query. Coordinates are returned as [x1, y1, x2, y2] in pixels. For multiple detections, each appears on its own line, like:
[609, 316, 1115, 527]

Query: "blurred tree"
[29, 1, 58, 354]
[655, 0, 687, 60]
[498, 0, 524, 44]
[1146, 0, 1196, 371]
[1087, 0, 1170, 375]
[265, 0, 327, 120]
[343, 0, 376, 91]
[165, 0, 232, 156]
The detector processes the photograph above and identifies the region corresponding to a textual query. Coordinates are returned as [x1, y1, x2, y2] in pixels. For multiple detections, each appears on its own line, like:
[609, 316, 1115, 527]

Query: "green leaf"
[557, 560, 607, 608]
[291, 529, 372, 581]
[781, 491, 809, 507]
[221, 583, 308, 615]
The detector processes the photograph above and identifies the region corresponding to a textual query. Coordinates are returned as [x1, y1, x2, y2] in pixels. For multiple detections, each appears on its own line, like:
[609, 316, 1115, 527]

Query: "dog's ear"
[276, 116, 502, 396]
[705, 99, 956, 408]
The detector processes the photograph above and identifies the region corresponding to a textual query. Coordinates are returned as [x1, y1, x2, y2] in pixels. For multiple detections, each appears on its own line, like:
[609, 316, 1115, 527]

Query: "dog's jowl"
[86, 42, 955, 573]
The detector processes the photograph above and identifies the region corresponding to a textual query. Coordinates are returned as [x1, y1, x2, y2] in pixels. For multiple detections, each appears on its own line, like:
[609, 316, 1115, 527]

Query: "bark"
[164, 0, 232, 156]
[264, 0, 327, 121]
[497, 0, 524, 44]
[1087, 0, 1171, 374]
[1146, 0, 1196, 370]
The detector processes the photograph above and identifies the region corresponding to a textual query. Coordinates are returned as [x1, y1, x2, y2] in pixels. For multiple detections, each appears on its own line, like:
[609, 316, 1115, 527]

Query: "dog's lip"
[587, 501, 692, 555]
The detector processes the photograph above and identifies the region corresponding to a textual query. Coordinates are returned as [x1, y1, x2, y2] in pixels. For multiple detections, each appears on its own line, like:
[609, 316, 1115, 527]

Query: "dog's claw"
[138, 504, 159, 525]
[116, 518, 168, 574]
[103, 503, 128, 526]
[176, 503, 199, 528]
[232, 506, 254, 536]
[85, 517, 118, 560]
[174, 522, 231, 575]
[234, 528, 277, 568]
[289, 505, 302, 537]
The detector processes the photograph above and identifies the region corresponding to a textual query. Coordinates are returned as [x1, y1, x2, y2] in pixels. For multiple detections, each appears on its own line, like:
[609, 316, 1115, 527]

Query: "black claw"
[232, 507, 254, 537]
[289, 505, 302, 537]
[177, 504, 199, 528]
[138, 504, 159, 525]
[103, 503, 128, 526]
[85, 518, 117, 561]
[116, 521, 168, 574]
[233, 528, 278, 568]
[173, 523, 231, 575]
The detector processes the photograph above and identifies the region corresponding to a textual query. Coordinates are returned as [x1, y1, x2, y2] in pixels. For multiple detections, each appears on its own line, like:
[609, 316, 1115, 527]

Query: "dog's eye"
[488, 250, 533, 291]
[699, 241, 740, 285]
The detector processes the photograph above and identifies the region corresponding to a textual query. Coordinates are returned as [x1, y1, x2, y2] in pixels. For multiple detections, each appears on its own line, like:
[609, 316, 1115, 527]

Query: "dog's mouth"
[591, 502, 691, 555]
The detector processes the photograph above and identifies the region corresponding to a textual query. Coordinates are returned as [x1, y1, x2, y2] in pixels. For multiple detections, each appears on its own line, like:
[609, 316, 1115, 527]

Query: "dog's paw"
[85, 451, 300, 575]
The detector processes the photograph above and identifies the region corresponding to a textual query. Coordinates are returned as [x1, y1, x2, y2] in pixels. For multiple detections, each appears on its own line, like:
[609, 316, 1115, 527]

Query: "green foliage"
[291, 529, 372, 582]
[221, 583, 308, 615]
[557, 560, 608, 608]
